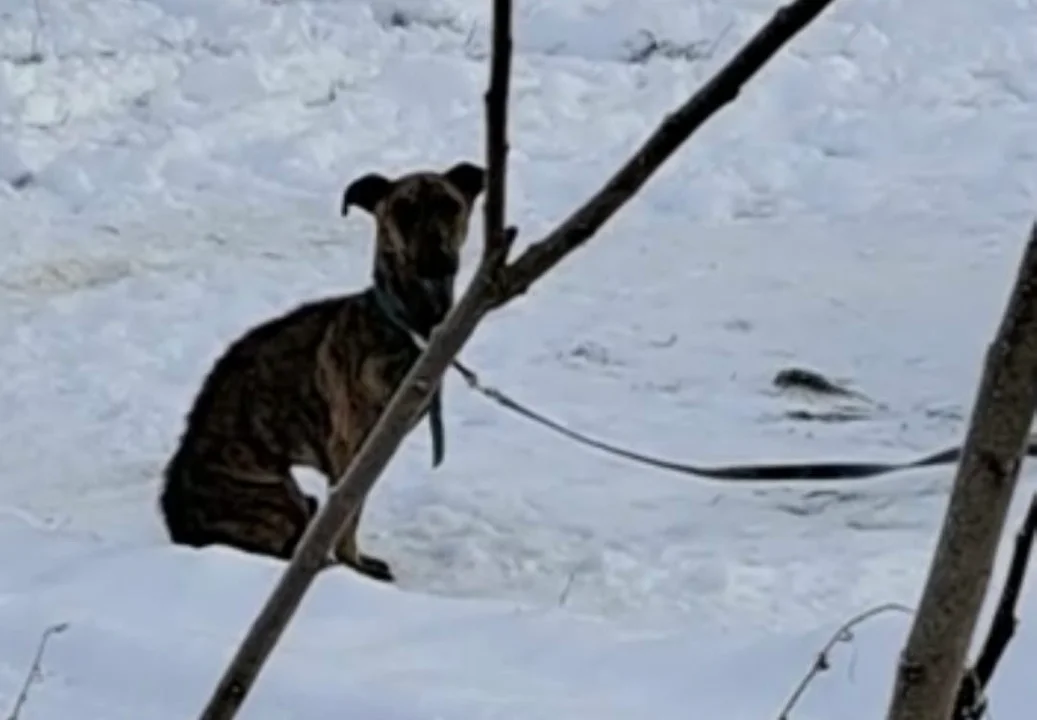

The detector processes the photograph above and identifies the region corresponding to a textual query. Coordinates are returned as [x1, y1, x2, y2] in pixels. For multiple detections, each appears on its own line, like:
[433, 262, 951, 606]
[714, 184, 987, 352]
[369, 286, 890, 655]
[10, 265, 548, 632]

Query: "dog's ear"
[342, 173, 392, 216]
[443, 162, 486, 205]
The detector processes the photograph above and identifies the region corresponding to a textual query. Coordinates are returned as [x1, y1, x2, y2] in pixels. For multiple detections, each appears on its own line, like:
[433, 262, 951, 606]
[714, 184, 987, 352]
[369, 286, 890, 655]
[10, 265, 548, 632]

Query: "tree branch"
[481, 0, 516, 269]
[196, 1, 845, 716]
[954, 491, 1037, 719]
[885, 220, 1037, 720]
[491, 0, 840, 306]
[4, 622, 68, 720]
[777, 603, 913, 720]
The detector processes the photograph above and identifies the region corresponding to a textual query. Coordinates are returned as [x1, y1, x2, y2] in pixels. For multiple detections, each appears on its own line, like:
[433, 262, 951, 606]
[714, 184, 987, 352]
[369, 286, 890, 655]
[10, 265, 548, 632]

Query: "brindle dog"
[159, 161, 485, 582]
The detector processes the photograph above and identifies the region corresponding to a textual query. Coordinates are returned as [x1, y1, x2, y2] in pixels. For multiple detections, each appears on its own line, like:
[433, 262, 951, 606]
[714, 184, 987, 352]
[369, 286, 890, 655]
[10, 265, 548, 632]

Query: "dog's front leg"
[323, 436, 395, 583]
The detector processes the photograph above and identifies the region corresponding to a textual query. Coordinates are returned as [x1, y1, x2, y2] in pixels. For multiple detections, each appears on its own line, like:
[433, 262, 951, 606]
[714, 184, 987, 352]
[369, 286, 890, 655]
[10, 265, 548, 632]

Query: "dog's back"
[160, 295, 348, 551]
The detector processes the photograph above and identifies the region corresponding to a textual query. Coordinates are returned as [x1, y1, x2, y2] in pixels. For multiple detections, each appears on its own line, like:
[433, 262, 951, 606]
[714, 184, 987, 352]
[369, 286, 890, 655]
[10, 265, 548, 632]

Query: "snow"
[1, 527, 1036, 719]
[2, 0, 1037, 716]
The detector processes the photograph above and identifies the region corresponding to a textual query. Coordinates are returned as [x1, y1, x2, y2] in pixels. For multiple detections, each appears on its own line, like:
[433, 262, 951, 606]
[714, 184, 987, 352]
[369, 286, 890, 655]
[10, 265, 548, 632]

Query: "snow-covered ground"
[2, 0, 1037, 716]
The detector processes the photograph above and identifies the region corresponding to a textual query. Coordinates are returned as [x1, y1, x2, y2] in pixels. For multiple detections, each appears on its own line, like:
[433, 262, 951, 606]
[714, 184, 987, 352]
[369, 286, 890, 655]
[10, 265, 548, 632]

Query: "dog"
[158, 160, 486, 582]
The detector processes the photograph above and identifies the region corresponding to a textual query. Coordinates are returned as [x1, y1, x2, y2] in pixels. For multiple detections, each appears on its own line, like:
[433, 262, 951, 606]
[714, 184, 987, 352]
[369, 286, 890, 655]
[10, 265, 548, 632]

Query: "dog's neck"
[372, 264, 454, 339]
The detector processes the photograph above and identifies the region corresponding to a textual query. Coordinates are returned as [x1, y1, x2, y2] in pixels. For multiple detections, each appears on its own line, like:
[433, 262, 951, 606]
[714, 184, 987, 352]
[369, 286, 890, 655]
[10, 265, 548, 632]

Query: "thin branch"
[195, 1, 845, 717]
[954, 491, 1037, 720]
[886, 220, 1037, 720]
[195, 3, 518, 719]
[4, 622, 68, 720]
[491, 0, 840, 306]
[777, 603, 913, 720]
[557, 568, 580, 607]
[973, 491, 1037, 683]
[481, 0, 516, 268]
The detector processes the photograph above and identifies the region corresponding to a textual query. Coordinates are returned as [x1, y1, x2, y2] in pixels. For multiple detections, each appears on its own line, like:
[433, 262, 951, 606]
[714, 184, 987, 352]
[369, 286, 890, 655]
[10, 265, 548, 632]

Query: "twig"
[491, 0, 841, 307]
[557, 568, 580, 607]
[703, 20, 736, 61]
[4, 622, 69, 720]
[886, 220, 1037, 720]
[777, 603, 912, 720]
[195, 1, 844, 717]
[954, 491, 1037, 719]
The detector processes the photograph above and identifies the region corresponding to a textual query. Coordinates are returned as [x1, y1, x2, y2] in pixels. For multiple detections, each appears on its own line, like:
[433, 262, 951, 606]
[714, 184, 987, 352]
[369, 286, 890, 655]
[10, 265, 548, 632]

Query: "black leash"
[447, 359, 1037, 481]
[374, 286, 1037, 482]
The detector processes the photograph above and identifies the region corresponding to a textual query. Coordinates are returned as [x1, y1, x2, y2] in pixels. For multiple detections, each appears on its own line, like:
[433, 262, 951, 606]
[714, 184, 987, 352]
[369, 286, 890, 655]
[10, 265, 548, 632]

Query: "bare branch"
[4, 622, 68, 720]
[196, 1, 844, 717]
[777, 603, 913, 720]
[481, 0, 516, 268]
[954, 491, 1037, 719]
[491, 0, 840, 306]
[886, 220, 1037, 720]
[973, 491, 1037, 684]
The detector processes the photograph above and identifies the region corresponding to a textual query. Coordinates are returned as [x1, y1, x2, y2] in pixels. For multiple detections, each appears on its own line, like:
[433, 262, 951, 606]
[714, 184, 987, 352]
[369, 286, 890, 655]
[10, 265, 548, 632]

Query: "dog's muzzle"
[420, 250, 459, 279]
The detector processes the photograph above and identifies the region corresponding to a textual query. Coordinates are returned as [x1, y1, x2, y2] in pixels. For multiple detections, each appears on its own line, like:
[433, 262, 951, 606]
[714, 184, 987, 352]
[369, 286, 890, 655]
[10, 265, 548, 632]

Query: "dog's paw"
[357, 553, 394, 583]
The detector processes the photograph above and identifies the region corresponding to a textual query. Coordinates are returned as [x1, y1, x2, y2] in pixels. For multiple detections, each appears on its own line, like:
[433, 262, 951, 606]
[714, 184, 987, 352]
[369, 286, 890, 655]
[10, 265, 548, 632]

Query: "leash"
[373, 286, 1037, 482]
[447, 359, 1037, 481]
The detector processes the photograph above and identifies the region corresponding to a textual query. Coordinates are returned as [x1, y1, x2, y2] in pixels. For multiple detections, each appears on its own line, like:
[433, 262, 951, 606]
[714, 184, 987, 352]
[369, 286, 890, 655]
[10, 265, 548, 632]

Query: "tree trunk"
[885, 220, 1037, 720]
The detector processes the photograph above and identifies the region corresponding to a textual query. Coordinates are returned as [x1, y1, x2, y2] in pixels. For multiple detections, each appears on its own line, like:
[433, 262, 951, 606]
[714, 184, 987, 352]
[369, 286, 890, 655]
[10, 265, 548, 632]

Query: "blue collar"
[371, 282, 419, 340]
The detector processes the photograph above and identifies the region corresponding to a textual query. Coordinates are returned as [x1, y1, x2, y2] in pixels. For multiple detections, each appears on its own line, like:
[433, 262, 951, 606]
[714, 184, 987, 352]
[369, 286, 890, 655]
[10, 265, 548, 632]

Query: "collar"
[371, 281, 436, 358]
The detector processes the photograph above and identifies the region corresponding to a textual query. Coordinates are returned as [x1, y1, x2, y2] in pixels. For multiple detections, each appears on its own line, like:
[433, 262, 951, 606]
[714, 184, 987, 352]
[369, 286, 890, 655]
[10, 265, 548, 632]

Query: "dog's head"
[342, 161, 485, 280]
